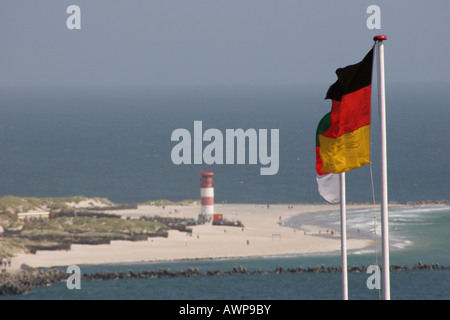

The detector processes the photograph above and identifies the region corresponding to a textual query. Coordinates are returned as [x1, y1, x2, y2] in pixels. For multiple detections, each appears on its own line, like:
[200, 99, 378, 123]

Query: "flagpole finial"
[374, 35, 387, 41]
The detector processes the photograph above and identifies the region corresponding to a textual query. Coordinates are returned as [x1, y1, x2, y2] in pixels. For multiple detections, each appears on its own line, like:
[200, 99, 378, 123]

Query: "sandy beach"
[9, 203, 375, 270]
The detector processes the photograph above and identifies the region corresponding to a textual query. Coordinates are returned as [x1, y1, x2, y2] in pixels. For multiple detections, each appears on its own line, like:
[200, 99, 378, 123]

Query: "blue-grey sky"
[1, 0, 449, 87]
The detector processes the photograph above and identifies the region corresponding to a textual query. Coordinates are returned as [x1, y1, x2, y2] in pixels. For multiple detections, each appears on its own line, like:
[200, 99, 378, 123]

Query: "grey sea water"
[0, 84, 449, 299]
[1, 84, 448, 204]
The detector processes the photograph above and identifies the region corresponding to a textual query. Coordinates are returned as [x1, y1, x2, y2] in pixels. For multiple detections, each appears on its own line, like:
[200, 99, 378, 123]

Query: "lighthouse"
[200, 169, 214, 215]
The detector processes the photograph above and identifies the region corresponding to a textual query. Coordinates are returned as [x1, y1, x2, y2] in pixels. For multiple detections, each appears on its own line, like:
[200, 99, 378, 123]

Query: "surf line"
[171, 121, 279, 175]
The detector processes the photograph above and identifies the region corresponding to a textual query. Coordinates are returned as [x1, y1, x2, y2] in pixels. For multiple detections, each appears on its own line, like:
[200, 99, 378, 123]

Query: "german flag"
[315, 112, 340, 203]
[317, 48, 374, 174]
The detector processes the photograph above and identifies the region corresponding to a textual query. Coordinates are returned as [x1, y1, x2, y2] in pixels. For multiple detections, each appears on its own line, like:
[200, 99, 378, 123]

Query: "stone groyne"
[1, 261, 448, 296]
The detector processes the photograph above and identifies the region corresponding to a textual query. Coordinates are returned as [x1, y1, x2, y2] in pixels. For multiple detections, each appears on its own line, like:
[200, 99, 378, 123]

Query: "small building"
[17, 211, 50, 223]
[212, 214, 223, 225]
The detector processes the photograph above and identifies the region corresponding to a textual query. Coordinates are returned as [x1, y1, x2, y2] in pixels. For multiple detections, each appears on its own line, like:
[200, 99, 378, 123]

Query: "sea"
[0, 83, 449, 300]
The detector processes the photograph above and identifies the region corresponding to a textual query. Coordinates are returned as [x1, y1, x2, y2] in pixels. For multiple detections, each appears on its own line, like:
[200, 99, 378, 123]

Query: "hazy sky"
[1, 0, 449, 87]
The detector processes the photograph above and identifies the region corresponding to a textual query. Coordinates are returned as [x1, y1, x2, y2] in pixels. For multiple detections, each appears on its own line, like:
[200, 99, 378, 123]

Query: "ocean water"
[1, 84, 448, 204]
[0, 84, 449, 300]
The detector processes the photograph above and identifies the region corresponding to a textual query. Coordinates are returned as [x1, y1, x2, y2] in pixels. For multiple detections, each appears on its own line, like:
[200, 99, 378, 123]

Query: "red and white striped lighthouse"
[200, 169, 214, 215]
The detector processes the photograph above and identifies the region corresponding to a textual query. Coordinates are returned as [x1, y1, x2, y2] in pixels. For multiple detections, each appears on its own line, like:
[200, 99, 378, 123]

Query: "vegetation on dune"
[0, 237, 68, 257]
[0, 195, 116, 215]
[0, 216, 168, 258]
[0, 196, 202, 260]
[142, 199, 199, 206]
[0, 196, 43, 215]
[20, 216, 165, 236]
[0, 196, 199, 216]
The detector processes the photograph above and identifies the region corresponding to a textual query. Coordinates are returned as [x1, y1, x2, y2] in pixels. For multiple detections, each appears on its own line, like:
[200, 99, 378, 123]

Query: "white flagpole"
[374, 35, 390, 300]
[340, 172, 348, 300]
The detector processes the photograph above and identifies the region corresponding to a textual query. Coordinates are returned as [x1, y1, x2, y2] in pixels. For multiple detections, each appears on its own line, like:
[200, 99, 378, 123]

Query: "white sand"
[9, 203, 374, 270]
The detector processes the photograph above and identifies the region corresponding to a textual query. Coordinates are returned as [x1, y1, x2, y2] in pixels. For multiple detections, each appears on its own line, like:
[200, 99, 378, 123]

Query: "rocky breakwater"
[0, 268, 67, 296]
[1, 262, 449, 296]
